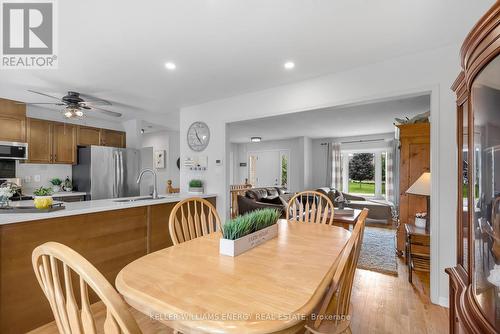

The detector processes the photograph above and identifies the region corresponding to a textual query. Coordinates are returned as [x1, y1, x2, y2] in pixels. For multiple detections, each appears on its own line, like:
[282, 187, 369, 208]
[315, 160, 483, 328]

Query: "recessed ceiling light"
[284, 61, 295, 70]
[165, 62, 176, 70]
[251, 137, 262, 142]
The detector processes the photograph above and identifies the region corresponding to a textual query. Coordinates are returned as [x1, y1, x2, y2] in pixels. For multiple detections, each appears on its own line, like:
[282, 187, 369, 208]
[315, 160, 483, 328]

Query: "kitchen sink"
[113, 196, 165, 203]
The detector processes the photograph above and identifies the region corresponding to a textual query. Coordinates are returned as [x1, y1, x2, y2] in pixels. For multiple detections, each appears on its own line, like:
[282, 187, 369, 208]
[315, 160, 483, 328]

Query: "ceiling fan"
[21, 90, 122, 118]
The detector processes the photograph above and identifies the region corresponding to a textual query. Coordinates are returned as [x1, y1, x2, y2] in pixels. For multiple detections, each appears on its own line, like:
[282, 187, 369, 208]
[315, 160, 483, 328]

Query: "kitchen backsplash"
[16, 162, 72, 193]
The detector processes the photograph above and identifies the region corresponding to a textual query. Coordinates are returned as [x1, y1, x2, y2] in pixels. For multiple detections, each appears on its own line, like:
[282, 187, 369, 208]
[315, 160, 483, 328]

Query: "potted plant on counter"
[33, 187, 54, 209]
[49, 178, 63, 193]
[188, 179, 204, 194]
[220, 208, 281, 256]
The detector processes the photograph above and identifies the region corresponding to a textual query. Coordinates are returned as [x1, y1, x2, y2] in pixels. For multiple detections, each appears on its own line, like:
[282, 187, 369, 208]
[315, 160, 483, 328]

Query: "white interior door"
[249, 150, 280, 187]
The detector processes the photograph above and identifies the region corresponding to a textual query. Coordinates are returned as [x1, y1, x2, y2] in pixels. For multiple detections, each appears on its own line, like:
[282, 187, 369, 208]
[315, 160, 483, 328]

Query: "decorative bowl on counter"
[34, 196, 54, 209]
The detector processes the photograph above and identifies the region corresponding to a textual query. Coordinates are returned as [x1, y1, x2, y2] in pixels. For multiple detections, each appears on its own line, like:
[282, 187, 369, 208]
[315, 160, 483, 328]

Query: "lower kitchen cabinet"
[0, 197, 216, 334]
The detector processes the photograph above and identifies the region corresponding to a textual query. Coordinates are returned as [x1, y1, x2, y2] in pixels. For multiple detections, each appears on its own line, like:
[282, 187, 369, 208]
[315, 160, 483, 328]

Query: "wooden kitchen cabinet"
[0, 198, 216, 333]
[0, 98, 26, 142]
[27, 118, 77, 164]
[77, 126, 101, 146]
[100, 129, 126, 148]
[52, 122, 76, 164]
[26, 118, 52, 163]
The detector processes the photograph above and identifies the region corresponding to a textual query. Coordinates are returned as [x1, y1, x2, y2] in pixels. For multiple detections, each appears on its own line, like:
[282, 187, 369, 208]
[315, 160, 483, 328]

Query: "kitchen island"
[0, 194, 216, 334]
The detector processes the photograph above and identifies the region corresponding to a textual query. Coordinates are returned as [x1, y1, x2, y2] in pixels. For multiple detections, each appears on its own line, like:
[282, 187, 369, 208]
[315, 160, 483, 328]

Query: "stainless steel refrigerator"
[72, 146, 141, 200]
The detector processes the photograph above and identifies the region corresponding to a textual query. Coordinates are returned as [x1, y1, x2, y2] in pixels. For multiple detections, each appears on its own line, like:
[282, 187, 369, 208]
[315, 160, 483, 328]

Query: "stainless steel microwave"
[0, 141, 28, 160]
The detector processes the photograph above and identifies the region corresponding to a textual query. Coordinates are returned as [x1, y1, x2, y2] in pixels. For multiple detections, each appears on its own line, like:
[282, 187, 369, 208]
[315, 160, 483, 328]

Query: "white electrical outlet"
[34, 175, 41, 182]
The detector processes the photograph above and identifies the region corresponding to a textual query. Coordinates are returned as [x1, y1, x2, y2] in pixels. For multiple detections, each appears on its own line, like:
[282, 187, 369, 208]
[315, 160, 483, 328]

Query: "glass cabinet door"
[471, 54, 500, 330]
[460, 102, 469, 270]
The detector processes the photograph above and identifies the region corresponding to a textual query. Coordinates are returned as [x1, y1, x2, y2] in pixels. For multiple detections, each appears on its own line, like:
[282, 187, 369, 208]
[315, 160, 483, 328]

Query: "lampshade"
[406, 172, 431, 196]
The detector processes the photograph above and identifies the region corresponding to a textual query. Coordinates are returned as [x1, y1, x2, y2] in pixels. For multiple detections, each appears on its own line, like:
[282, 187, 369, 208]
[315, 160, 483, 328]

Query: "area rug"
[357, 226, 398, 276]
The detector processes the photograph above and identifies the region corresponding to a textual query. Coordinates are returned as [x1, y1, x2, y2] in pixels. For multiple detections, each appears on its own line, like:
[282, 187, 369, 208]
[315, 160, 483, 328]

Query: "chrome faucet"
[136, 169, 159, 199]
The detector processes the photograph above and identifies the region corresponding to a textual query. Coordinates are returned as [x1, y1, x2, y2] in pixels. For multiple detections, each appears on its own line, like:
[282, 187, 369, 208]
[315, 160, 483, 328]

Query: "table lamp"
[406, 172, 431, 230]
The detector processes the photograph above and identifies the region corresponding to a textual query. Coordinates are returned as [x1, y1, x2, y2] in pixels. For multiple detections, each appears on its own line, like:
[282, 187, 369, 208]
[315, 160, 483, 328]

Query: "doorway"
[247, 149, 289, 188]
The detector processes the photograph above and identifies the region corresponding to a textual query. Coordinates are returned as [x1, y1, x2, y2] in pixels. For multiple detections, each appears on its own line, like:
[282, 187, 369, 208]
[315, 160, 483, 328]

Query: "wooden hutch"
[447, 2, 500, 333]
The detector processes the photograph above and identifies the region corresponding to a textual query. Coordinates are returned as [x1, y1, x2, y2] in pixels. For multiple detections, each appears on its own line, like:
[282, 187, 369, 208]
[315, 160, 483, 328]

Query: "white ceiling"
[228, 94, 430, 143]
[0, 0, 494, 129]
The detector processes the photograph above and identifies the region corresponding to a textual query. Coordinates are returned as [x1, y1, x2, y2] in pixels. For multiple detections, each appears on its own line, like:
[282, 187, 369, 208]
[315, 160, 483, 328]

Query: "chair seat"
[28, 301, 173, 334]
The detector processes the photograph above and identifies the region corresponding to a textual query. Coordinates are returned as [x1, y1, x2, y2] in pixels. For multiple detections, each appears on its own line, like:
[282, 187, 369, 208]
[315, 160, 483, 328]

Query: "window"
[344, 151, 388, 198]
[348, 153, 375, 195]
[382, 152, 386, 195]
[280, 152, 288, 187]
[248, 154, 257, 186]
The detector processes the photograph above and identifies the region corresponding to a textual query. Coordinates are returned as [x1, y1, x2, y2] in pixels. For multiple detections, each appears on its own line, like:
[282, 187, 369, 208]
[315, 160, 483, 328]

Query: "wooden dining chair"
[286, 190, 334, 225]
[31, 242, 172, 334]
[305, 209, 368, 334]
[168, 197, 221, 245]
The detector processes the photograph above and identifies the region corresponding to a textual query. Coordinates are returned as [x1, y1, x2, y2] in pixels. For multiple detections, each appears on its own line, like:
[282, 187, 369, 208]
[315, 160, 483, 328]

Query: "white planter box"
[189, 187, 204, 194]
[220, 223, 278, 257]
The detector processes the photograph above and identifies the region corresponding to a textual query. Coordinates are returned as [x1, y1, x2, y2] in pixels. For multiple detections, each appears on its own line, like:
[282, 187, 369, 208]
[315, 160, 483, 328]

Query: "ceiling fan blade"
[27, 89, 62, 101]
[90, 106, 122, 117]
[16, 102, 65, 105]
[78, 93, 112, 106]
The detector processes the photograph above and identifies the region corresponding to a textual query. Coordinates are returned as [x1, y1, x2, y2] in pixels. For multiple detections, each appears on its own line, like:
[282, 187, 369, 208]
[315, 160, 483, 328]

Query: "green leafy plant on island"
[49, 178, 62, 186]
[222, 208, 280, 240]
[33, 187, 53, 197]
[189, 179, 203, 188]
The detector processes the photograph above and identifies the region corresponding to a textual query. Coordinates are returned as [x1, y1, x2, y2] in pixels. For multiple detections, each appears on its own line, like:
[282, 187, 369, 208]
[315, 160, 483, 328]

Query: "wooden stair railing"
[230, 180, 252, 218]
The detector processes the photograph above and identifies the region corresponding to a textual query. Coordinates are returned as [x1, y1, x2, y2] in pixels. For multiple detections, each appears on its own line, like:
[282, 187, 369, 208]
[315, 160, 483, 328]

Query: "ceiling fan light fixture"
[63, 107, 84, 119]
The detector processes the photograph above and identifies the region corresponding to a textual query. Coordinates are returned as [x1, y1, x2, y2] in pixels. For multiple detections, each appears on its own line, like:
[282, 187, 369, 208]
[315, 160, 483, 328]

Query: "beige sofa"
[316, 187, 393, 224]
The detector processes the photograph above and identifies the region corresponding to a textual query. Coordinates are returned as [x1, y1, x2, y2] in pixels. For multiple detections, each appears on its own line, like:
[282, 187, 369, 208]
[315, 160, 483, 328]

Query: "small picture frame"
[154, 150, 166, 169]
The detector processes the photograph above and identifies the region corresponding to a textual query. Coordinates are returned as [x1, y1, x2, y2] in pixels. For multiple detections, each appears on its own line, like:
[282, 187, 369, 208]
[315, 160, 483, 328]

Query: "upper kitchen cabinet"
[26, 118, 52, 163]
[26, 118, 77, 164]
[77, 126, 101, 146]
[0, 98, 26, 142]
[101, 129, 126, 148]
[52, 122, 76, 164]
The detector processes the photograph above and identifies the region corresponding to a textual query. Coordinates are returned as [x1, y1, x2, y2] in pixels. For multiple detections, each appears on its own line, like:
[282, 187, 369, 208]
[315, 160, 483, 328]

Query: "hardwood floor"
[350, 259, 448, 334]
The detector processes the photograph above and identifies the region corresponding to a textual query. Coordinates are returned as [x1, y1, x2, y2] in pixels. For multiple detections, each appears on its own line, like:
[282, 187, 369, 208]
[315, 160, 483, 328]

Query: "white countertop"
[25, 191, 88, 198]
[0, 193, 217, 225]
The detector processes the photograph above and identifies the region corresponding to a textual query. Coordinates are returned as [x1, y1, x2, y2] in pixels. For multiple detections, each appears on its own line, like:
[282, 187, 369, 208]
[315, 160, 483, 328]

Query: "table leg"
[407, 234, 412, 283]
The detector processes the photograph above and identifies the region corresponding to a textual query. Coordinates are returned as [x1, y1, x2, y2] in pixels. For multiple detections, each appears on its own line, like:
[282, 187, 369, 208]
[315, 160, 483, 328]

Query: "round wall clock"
[187, 121, 210, 152]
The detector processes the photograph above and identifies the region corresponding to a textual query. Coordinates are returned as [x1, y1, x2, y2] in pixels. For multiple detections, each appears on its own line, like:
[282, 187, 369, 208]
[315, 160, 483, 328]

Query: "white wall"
[180, 44, 461, 306]
[141, 130, 180, 194]
[16, 162, 72, 193]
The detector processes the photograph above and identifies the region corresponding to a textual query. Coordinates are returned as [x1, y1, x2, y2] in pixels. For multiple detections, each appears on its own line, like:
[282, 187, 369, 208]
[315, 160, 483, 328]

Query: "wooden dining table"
[115, 219, 351, 334]
[331, 209, 363, 230]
